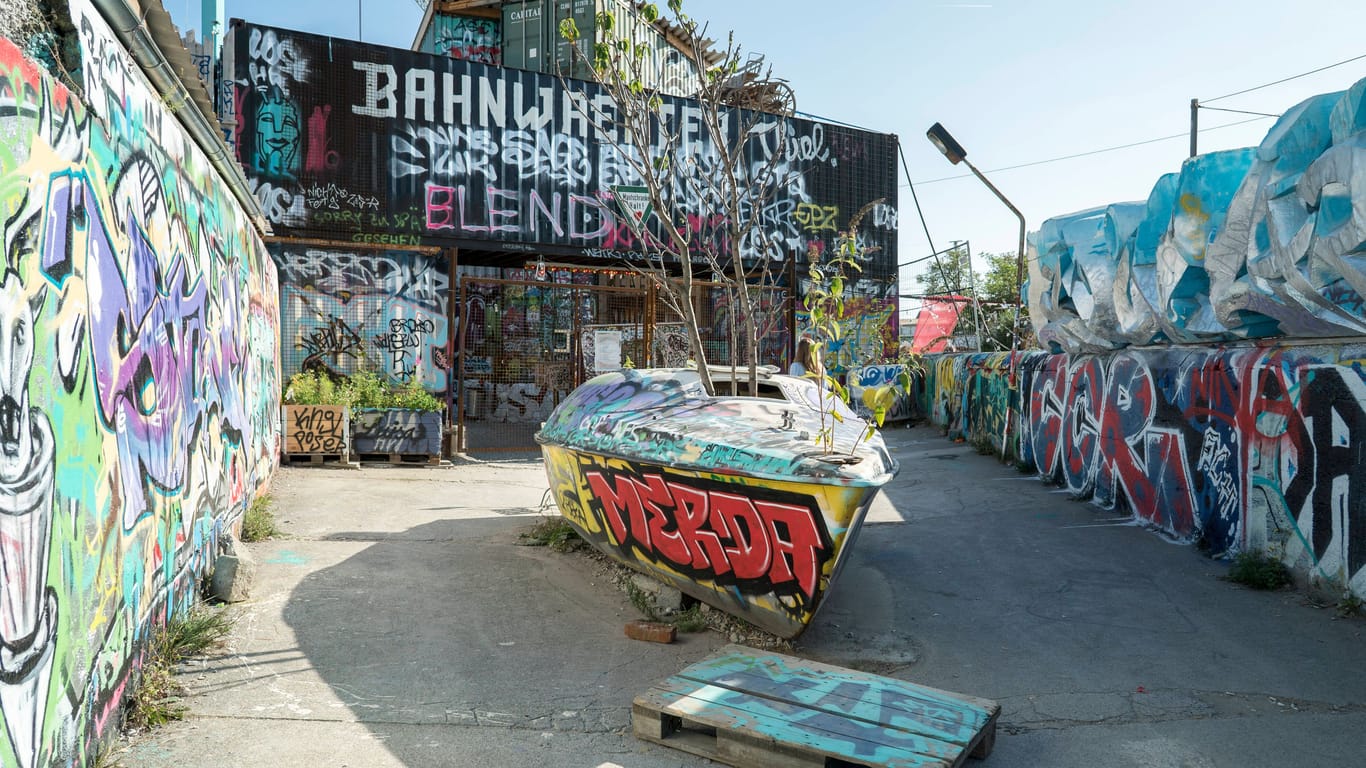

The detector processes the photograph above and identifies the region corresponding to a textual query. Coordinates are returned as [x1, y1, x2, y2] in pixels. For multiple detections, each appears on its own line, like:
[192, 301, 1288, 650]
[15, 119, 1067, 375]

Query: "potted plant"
[345, 371, 445, 459]
[281, 371, 351, 458]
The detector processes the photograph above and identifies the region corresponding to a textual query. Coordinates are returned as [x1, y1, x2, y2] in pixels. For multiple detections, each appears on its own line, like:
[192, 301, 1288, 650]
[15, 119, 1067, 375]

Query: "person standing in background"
[790, 336, 824, 379]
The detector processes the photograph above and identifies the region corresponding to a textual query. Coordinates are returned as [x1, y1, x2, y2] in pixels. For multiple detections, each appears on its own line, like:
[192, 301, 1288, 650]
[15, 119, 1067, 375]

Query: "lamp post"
[925, 122, 1026, 458]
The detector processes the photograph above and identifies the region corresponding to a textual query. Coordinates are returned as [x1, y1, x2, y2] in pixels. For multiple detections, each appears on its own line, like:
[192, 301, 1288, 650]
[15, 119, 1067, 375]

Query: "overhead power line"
[1197, 105, 1282, 118]
[907, 115, 1270, 186]
[1201, 52, 1366, 104]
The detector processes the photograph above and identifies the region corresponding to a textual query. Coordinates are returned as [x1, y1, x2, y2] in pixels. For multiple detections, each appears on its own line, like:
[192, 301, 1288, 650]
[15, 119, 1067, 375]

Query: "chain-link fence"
[456, 277, 792, 452]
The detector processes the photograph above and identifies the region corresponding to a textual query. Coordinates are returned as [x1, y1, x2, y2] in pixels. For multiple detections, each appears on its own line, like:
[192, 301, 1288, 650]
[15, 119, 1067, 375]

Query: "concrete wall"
[0, 2, 280, 764]
[924, 344, 1366, 600]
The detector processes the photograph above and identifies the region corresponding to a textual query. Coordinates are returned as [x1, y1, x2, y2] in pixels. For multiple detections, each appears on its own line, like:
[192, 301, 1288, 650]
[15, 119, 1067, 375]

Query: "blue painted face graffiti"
[254, 87, 300, 178]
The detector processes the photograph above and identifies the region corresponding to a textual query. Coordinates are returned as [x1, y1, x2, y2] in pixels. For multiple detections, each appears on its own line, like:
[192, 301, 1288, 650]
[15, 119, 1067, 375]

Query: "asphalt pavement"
[119, 426, 1366, 768]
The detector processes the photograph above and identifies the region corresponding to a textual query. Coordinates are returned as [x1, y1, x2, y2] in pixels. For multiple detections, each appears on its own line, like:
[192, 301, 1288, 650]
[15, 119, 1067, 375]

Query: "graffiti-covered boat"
[535, 367, 898, 639]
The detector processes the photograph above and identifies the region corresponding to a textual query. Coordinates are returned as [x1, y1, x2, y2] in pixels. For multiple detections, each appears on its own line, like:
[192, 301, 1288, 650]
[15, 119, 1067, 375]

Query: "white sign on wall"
[594, 330, 623, 372]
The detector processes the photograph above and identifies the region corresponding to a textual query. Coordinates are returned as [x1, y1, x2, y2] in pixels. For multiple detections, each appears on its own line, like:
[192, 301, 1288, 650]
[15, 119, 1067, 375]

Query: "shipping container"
[501, 0, 546, 71]
[494, 0, 698, 94]
[552, 0, 597, 81]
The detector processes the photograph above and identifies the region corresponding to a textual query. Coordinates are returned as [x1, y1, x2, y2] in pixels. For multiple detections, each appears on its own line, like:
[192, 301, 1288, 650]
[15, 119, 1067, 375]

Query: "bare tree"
[559, 1, 796, 395]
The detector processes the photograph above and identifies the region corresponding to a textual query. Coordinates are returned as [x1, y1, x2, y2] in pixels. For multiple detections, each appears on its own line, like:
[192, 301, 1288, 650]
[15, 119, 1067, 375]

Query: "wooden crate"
[633, 645, 998, 768]
[282, 404, 349, 459]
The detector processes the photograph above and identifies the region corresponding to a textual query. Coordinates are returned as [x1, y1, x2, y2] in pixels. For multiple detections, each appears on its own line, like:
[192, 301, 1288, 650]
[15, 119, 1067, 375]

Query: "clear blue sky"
[171, 0, 1366, 303]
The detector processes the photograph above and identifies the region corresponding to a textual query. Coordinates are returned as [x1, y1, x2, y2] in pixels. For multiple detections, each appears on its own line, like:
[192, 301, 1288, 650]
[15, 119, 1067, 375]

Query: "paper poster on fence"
[594, 330, 623, 372]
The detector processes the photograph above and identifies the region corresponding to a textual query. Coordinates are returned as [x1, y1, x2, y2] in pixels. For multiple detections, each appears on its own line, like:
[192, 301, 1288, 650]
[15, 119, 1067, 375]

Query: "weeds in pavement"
[519, 516, 584, 552]
[241, 494, 280, 542]
[1224, 552, 1292, 591]
[626, 579, 659, 620]
[1336, 594, 1365, 619]
[126, 604, 234, 730]
[91, 744, 121, 768]
[670, 603, 708, 633]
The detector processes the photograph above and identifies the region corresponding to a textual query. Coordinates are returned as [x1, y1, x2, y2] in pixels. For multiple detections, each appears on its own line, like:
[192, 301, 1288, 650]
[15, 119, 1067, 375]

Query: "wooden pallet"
[282, 452, 358, 468]
[633, 645, 998, 768]
[354, 453, 444, 466]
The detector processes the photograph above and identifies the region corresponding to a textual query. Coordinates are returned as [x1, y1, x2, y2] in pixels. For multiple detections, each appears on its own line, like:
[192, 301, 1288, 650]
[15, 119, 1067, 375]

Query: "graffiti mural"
[926, 343, 1366, 600]
[538, 367, 896, 638]
[795, 296, 898, 375]
[584, 463, 832, 602]
[848, 364, 916, 423]
[274, 247, 449, 389]
[0, 3, 280, 764]
[432, 14, 501, 64]
[226, 21, 898, 285]
[1028, 75, 1366, 353]
[711, 289, 793, 369]
[351, 409, 443, 455]
[283, 405, 348, 455]
[922, 352, 1018, 450]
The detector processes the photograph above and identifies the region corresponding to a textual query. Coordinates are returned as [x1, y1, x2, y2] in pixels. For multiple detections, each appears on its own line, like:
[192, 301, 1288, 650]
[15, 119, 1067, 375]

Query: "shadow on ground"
[279, 514, 723, 766]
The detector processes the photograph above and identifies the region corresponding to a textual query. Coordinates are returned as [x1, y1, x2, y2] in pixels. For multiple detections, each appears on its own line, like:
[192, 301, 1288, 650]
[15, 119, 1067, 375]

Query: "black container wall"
[226, 19, 899, 291]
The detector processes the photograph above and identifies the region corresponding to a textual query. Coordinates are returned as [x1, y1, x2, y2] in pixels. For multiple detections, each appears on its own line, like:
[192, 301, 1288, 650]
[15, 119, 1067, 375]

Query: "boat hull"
[541, 443, 882, 639]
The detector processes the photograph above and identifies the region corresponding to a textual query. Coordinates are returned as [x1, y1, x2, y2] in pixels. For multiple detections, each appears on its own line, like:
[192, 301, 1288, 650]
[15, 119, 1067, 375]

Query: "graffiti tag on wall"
[0, 4, 281, 764]
[926, 345, 1366, 600]
[228, 20, 898, 284]
[274, 247, 449, 389]
[283, 405, 347, 454]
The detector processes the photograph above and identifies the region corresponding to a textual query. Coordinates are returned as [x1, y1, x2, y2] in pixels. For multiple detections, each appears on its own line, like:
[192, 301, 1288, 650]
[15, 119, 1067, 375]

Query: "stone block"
[211, 538, 257, 603]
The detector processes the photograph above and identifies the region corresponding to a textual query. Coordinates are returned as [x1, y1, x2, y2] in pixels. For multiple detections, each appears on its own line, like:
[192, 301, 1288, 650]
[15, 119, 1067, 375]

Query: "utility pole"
[957, 240, 985, 352]
[1190, 98, 1199, 157]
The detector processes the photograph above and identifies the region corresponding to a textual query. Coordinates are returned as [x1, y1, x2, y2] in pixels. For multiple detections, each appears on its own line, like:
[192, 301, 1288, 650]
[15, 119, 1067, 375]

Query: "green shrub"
[387, 380, 444, 411]
[127, 604, 233, 730]
[283, 370, 347, 406]
[283, 370, 443, 412]
[343, 370, 390, 409]
[1224, 552, 1292, 590]
[519, 516, 584, 552]
[241, 495, 280, 542]
[670, 603, 708, 633]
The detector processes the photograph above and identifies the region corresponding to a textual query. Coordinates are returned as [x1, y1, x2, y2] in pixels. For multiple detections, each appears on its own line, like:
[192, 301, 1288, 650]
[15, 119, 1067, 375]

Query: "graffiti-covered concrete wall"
[1029, 76, 1366, 354]
[924, 344, 1366, 599]
[0, 1, 280, 763]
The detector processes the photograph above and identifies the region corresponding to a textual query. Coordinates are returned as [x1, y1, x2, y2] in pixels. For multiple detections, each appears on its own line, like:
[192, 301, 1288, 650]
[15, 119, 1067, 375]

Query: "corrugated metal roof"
[140, 0, 223, 138]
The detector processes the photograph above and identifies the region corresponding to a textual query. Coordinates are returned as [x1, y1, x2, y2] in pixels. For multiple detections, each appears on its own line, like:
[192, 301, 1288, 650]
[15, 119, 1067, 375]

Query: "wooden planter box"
[282, 404, 350, 461]
[351, 409, 443, 460]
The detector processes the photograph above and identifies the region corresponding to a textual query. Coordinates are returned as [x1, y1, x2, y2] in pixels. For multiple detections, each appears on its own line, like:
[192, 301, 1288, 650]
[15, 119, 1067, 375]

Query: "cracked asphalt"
[121, 427, 1366, 767]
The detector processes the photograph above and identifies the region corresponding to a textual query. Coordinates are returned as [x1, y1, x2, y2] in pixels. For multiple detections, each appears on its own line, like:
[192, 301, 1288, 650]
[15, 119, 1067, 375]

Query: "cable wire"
[1201, 52, 1366, 104]
[908, 115, 1270, 186]
[1197, 105, 1282, 118]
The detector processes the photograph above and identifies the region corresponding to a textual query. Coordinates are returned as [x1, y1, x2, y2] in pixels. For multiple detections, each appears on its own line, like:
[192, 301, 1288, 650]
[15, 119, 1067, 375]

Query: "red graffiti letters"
[583, 468, 830, 600]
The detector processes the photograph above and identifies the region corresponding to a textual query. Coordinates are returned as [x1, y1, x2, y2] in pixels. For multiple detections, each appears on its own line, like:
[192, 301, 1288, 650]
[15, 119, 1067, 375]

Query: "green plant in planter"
[283, 370, 349, 406]
[342, 370, 390, 410]
[387, 380, 444, 411]
[284, 369, 443, 411]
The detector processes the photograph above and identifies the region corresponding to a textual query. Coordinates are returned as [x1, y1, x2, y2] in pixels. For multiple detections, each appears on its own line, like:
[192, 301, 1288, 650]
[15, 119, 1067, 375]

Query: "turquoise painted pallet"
[633, 645, 998, 768]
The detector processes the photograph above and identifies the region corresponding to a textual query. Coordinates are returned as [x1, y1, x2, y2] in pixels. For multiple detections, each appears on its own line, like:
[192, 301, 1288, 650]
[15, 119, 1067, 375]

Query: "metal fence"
[456, 277, 791, 452]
